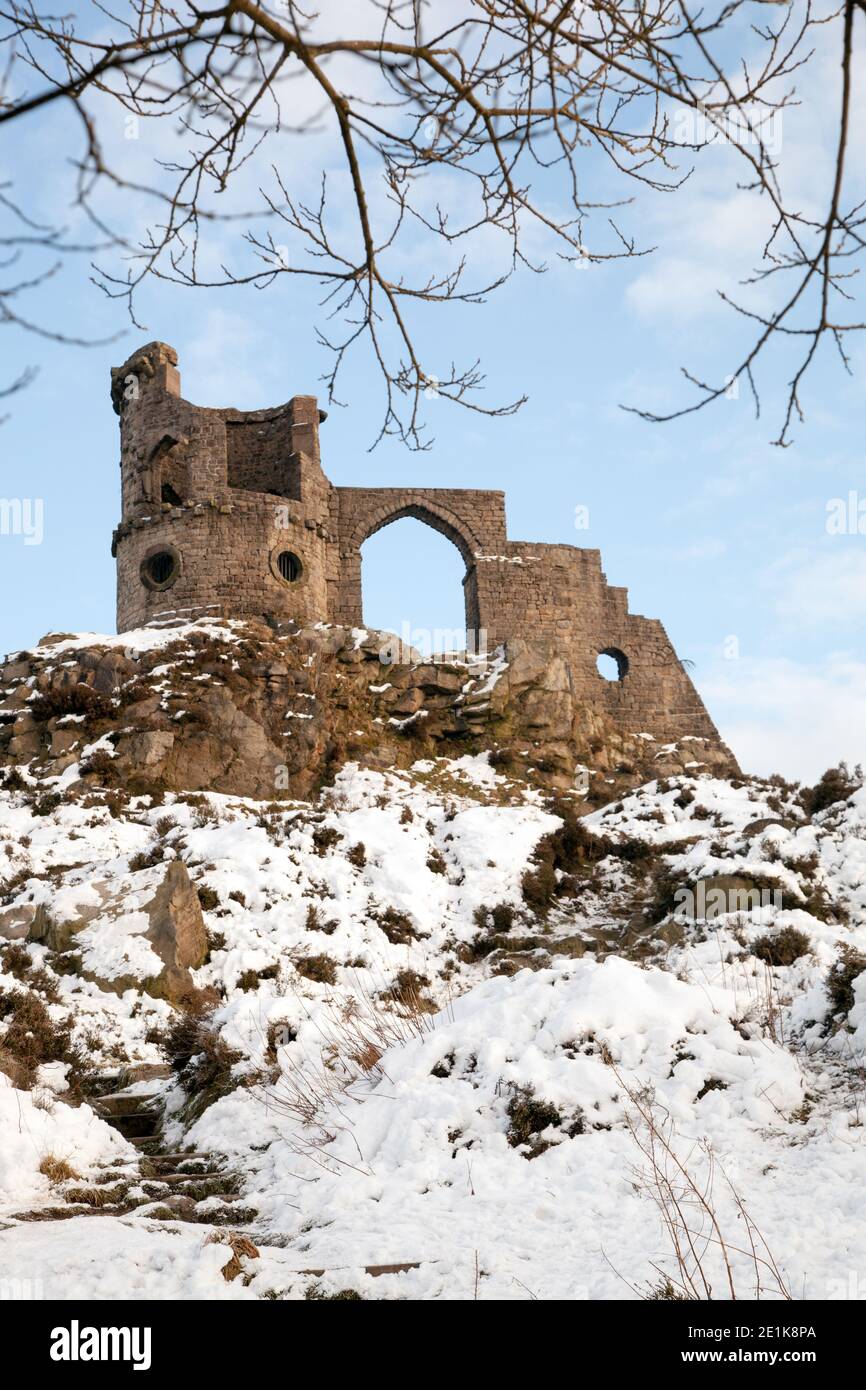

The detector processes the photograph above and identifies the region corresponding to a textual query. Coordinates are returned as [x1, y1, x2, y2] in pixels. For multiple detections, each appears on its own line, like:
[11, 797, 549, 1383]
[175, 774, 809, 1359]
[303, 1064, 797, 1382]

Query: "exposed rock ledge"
[0, 619, 738, 803]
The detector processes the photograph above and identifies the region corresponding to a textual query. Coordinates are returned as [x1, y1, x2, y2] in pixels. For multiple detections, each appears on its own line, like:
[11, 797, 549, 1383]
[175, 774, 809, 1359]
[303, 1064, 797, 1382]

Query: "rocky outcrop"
[0, 619, 739, 804]
[0, 904, 37, 941]
[142, 859, 208, 1002]
[22, 861, 208, 1003]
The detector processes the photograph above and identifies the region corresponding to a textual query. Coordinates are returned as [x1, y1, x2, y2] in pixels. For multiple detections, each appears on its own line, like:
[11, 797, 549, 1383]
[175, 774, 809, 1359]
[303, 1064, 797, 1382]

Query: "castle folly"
[111, 341, 720, 744]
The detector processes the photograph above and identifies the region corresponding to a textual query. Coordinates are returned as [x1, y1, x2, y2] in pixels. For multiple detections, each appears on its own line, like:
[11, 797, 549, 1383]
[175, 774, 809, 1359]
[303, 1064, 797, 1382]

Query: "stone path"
[6, 1065, 427, 1292]
[11, 1063, 257, 1228]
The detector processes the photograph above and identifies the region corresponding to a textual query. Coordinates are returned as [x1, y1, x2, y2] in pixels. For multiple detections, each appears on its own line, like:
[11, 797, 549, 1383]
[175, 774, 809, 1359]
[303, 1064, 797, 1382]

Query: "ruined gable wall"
[469, 541, 720, 740]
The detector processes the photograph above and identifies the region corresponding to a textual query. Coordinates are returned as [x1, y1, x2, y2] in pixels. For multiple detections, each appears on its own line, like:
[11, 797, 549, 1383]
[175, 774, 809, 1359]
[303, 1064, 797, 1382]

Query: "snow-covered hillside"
[1, 673, 864, 1299]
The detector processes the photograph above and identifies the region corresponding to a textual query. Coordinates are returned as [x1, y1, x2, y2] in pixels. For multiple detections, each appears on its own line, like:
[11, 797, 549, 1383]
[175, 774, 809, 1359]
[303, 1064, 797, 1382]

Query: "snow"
[77, 910, 163, 984]
[0, 1217, 256, 1301]
[1, 754, 865, 1299]
[29, 619, 247, 660]
[0, 1078, 131, 1210]
[441, 753, 504, 787]
[184, 954, 823, 1299]
[850, 971, 866, 1051]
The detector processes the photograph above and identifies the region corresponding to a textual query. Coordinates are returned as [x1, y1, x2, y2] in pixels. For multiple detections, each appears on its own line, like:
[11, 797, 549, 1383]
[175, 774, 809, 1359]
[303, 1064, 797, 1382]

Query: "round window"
[140, 546, 180, 590]
[276, 550, 303, 583]
[596, 647, 629, 682]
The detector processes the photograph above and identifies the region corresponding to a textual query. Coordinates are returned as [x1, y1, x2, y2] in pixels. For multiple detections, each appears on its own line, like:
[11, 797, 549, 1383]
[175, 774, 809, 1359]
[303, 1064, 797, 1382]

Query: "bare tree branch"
[0, 1, 861, 446]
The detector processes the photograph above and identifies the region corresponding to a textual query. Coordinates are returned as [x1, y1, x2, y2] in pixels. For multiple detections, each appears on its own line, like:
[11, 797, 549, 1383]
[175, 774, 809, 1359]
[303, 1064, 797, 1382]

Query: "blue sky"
[2, 4, 865, 783]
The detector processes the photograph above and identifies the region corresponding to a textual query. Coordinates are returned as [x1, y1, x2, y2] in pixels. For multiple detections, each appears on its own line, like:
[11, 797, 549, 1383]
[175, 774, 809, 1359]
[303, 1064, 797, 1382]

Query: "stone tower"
[111, 341, 331, 633]
[111, 340, 725, 746]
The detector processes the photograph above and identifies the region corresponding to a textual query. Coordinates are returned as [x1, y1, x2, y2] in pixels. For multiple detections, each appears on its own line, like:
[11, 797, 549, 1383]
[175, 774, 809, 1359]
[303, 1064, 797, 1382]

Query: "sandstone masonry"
[111, 340, 725, 746]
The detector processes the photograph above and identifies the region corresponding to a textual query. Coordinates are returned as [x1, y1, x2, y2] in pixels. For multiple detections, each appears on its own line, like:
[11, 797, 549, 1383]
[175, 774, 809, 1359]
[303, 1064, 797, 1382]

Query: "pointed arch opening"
[360, 515, 479, 659]
[147, 435, 190, 508]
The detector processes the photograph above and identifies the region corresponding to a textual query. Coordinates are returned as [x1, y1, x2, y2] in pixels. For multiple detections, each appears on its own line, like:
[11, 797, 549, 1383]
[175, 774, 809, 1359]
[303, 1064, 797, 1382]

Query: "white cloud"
[768, 547, 866, 630]
[622, 13, 866, 340]
[701, 652, 866, 782]
[181, 309, 276, 408]
[678, 538, 727, 561]
[626, 189, 775, 325]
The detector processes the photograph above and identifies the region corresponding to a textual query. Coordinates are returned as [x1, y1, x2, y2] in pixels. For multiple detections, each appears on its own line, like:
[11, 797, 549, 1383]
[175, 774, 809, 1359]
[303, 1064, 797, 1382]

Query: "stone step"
[93, 1093, 165, 1118]
[133, 1194, 199, 1218]
[191, 1201, 258, 1227]
[105, 1112, 162, 1140]
[15, 1167, 252, 1227]
[140, 1174, 240, 1199]
[146, 1171, 232, 1184]
[12, 1206, 114, 1223]
[139, 1153, 218, 1170]
[300, 1260, 422, 1279]
[91, 1167, 141, 1185]
[131, 1196, 258, 1227]
[95, 1062, 173, 1087]
[121, 1063, 173, 1083]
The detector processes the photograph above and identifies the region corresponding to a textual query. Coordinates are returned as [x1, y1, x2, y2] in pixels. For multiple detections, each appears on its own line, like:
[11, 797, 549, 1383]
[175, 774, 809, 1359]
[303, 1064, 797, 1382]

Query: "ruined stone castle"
[111, 341, 722, 745]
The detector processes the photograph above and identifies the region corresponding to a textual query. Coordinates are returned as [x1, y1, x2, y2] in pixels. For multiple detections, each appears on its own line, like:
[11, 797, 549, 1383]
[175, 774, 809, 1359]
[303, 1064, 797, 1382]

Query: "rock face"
[142, 860, 208, 1003]
[0, 904, 36, 941]
[21, 861, 206, 1003]
[0, 620, 739, 804]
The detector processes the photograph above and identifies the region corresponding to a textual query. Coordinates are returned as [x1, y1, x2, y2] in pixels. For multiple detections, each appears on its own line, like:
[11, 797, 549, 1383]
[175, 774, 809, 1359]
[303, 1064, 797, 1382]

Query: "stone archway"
[332, 488, 499, 632]
[345, 497, 484, 566]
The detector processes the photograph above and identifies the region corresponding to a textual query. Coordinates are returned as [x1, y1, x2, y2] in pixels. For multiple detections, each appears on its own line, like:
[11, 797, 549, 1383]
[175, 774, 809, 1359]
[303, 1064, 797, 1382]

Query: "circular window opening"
[140, 546, 180, 591]
[596, 647, 629, 682]
[277, 550, 303, 584]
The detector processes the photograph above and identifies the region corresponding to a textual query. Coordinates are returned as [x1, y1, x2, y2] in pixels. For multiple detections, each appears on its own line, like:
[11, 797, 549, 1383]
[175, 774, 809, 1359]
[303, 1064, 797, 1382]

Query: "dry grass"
[0, 1045, 32, 1088]
[164, 1005, 242, 1121]
[38, 1154, 79, 1184]
[826, 945, 866, 1026]
[603, 1050, 792, 1302]
[30, 682, 112, 722]
[752, 926, 811, 968]
[382, 969, 437, 1014]
[800, 762, 863, 817]
[294, 953, 337, 986]
[0, 985, 84, 1090]
[205, 1230, 260, 1283]
[506, 1086, 570, 1159]
[258, 977, 441, 1141]
[64, 1183, 130, 1208]
[1, 942, 31, 979]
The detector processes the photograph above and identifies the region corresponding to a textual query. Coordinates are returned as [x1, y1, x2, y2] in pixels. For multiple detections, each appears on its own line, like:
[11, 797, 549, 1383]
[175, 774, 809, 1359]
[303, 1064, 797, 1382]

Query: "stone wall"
[115, 500, 332, 633]
[111, 341, 725, 748]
